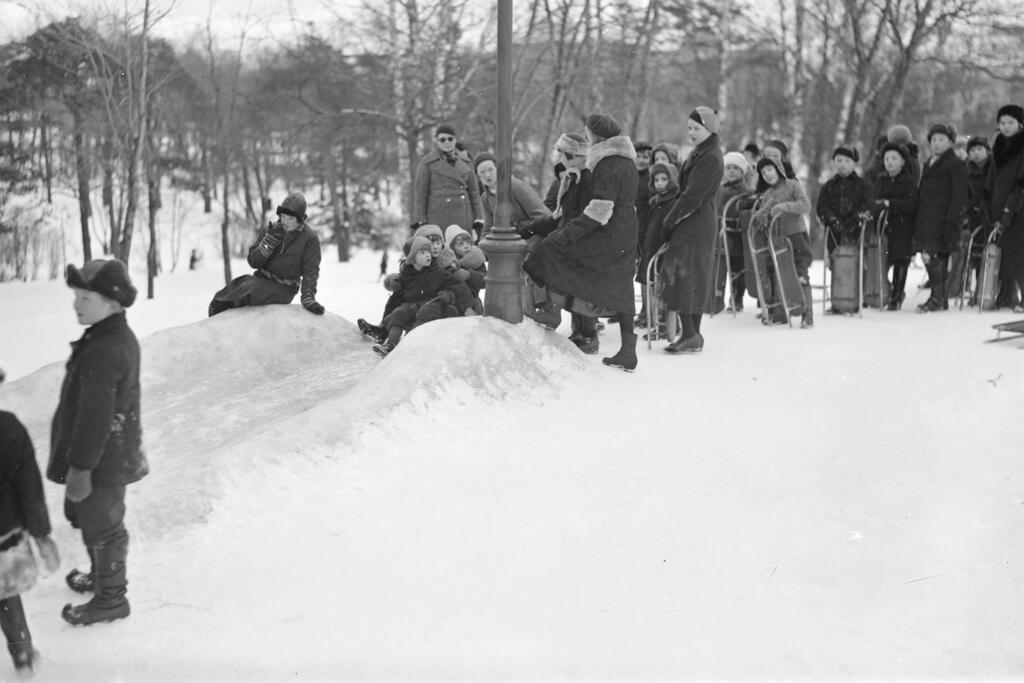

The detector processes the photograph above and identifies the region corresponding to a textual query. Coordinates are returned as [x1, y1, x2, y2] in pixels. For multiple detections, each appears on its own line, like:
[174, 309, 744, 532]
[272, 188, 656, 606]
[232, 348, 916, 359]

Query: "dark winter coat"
[873, 167, 918, 261]
[390, 261, 474, 310]
[751, 171, 811, 238]
[659, 133, 725, 314]
[966, 158, 991, 230]
[479, 176, 549, 239]
[0, 411, 50, 540]
[816, 172, 875, 242]
[915, 148, 969, 254]
[213, 223, 322, 308]
[48, 312, 148, 488]
[524, 135, 639, 315]
[636, 165, 680, 284]
[542, 163, 565, 213]
[987, 132, 1024, 279]
[414, 148, 484, 232]
[635, 167, 652, 248]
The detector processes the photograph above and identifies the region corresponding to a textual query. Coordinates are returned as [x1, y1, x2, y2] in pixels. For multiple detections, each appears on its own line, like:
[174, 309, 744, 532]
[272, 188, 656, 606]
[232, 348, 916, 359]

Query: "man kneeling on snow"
[208, 192, 325, 316]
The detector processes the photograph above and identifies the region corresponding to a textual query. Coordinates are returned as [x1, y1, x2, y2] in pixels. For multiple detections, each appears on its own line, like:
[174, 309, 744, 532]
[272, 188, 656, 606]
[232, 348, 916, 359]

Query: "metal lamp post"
[478, 0, 529, 323]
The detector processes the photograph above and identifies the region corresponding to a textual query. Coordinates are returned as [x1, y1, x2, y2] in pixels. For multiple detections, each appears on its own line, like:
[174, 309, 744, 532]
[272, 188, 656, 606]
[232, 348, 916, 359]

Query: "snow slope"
[1, 249, 1023, 681]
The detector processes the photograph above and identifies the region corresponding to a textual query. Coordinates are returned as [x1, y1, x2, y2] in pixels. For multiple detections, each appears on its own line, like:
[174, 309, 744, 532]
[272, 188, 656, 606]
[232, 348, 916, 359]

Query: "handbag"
[0, 530, 38, 599]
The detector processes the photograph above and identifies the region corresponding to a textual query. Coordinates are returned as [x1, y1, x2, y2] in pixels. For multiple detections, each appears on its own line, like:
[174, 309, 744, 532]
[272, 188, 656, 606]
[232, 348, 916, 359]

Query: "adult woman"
[413, 124, 484, 238]
[658, 107, 725, 352]
[524, 113, 640, 371]
[472, 152, 549, 240]
[987, 105, 1024, 310]
[872, 142, 918, 310]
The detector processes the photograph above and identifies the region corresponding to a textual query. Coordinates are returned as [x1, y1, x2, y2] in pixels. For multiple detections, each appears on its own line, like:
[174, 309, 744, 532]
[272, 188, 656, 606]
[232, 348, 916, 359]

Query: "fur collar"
[586, 135, 637, 170]
[992, 131, 1024, 168]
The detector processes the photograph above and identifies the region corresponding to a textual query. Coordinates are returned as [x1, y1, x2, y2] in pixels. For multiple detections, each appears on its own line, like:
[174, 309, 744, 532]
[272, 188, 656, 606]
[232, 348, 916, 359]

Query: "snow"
[1, 248, 1023, 681]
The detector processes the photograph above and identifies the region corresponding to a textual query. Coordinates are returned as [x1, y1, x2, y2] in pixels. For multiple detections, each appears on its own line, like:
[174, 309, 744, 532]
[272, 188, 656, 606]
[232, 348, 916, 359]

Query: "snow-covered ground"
[1, 248, 1023, 681]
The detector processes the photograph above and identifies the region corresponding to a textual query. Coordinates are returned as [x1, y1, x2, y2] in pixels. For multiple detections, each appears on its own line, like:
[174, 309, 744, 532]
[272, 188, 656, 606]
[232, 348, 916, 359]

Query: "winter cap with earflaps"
[997, 104, 1024, 128]
[832, 145, 859, 163]
[585, 113, 622, 140]
[763, 139, 789, 159]
[445, 225, 472, 248]
[966, 136, 990, 152]
[66, 258, 137, 308]
[756, 157, 786, 179]
[688, 107, 721, 135]
[723, 151, 750, 174]
[473, 152, 497, 173]
[413, 224, 444, 243]
[880, 142, 912, 165]
[927, 123, 957, 142]
[405, 236, 433, 260]
[276, 192, 307, 221]
[556, 133, 587, 157]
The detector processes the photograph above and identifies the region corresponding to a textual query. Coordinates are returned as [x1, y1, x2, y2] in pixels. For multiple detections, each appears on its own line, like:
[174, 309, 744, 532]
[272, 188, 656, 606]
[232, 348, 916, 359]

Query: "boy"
[49, 258, 149, 626]
[1, 366, 60, 672]
[717, 151, 753, 311]
[371, 237, 474, 356]
[816, 145, 874, 255]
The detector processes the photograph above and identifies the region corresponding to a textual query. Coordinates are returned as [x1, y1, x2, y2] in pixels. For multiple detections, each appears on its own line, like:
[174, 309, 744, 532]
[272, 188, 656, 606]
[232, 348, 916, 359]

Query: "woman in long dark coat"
[914, 123, 968, 312]
[659, 107, 725, 353]
[524, 113, 640, 371]
[987, 104, 1024, 310]
[873, 142, 918, 309]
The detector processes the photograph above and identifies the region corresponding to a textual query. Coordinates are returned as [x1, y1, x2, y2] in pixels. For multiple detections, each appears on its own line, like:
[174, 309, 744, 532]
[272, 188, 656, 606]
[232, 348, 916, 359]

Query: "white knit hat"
[723, 151, 749, 174]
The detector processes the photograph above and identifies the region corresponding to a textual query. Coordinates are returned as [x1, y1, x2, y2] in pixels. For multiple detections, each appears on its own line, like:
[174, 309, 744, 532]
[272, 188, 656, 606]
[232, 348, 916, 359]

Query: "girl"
[872, 142, 918, 309]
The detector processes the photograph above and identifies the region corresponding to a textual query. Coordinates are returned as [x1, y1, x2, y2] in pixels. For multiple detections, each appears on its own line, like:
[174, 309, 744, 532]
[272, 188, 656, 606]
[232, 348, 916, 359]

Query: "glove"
[303, 300, 325, 315]
[383, 273, 400, 291]
[33, 535, 60, 573]
[454, 268, 471, 282]
[769, 204, 784, 218]
[65, 466, 92, 503]
[472, 219, 484, 233]
[258, 224, 285, 254]
[438, 290, 455, 305]
[515, 223, 536, 239]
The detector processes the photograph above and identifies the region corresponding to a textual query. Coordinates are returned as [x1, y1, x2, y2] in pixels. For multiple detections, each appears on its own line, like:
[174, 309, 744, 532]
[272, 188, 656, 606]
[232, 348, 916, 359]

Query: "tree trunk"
[72, 110, 92, 262]
[147, 175, 158, 299]
[221, 156, 232, 284]
[115, 0, 151, 263]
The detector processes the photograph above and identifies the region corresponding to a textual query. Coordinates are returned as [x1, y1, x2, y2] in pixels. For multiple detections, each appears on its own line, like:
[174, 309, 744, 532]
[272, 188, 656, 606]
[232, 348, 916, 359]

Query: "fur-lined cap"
[66, 258, 137, 307]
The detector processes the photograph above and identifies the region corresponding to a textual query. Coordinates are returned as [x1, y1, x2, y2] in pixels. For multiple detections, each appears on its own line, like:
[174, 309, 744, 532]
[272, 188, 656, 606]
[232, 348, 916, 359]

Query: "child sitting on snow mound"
[208, 192, 326, 317]
[444, 225, 486, 314]
[369, 235, 475, 356]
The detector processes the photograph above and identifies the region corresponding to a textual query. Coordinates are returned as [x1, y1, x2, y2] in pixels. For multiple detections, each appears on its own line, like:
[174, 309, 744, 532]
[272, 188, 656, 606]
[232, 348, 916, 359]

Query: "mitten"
[34, 536, 60, 572]
[515, 222, 536, 239]
[383, 273, 400, 291]
[438, 290, 455, 305]
[770, 204, 784, 217]
[303, 300, 325, 315]
[65, 466, 92, 503]
[472, 219, 484, 233]
[454, 268, 471, 282]
[257, 224, 285, 255]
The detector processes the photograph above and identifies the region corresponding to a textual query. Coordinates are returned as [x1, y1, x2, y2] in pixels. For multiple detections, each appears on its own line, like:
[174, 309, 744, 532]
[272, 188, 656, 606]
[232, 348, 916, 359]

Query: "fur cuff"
[583, 199, 614, 225]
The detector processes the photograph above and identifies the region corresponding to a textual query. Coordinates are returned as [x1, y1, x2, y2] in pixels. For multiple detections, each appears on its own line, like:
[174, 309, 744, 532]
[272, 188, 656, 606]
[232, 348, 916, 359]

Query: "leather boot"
[65, 546, 96, 593]
[62, 539, 130, 626]
[602, 332, 637, 372]
[574, 316, 599, 354]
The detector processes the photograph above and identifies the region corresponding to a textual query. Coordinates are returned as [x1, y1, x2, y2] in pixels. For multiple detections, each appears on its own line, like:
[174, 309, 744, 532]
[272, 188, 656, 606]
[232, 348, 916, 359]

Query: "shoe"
[62, 541, 130, 626]
[66, 568, 95, 594]
[574, 335, 599, 355]
[916, 298, 945, 313]
[634, 314, 648, 328]
[11, 645, 38, 672]
[527, 303, 562, 329]
[62, 599, 130, 626]
[800, 317, 814, 329]
[601, 333, 638, 372]
[664, 333, 704, 354]
[372, 341, 395, 357]
[357, 318, 386, 344]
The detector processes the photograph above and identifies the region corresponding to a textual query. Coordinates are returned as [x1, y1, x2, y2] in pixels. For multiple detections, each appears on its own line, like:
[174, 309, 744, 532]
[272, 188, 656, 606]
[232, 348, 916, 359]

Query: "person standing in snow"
[914, 123, 969, 313]
[872, 142, 918, 310]
[473, 152, 550, 240]
[816, 146, 875, 255]
[633, 141, 654, 327]
[717, 151, 754, 312]
[658, 107, 725, 353]
[637, 160, 681, 336]
[1, 367, 60, 673]
[208, 192, 325, 317]
[48, 259, 148, 626]
[413, 124, 485, 240]
[987, 104, 1024, 311]
[523, 113, 640, 371]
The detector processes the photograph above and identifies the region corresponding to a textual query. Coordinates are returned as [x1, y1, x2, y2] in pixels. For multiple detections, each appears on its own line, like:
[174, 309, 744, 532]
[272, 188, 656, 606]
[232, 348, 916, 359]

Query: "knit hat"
[887, 124, 913, 146]
[927, 123, 956, 142]
[997, 104, 1024, 127]
[435, 124, 456, 138]
[832, 145, 859, 162]
[66, 258, 137, 307]
[276, 192, 307, 221]
[473, 152, 497, 173]
[405, 236, 433, 260]
[652, 142, 679, 165]
[413, 224, 444, 243]
[763, 139, 789, 159]
[688, 106, 721, 135]
[966, 136, 990, 151]
[743, 143, 759, 156]
[445, 225, 472, 248]
[634, 140, 653, 152]
[723, 151, 750, 174]
[585, 113, 621, 140]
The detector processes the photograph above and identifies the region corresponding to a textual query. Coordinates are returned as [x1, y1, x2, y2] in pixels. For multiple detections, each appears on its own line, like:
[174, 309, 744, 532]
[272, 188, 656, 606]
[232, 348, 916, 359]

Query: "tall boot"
[602, 332, 637, 372]
[917, 259, 944, 312]
[888, 262, 907, 310]
[937, 257, 949, 309]
[1, 596, 36, 671]
[800, 282, 814, 328]
[62, 538, 130, 626]
[66, 546, 97, 593]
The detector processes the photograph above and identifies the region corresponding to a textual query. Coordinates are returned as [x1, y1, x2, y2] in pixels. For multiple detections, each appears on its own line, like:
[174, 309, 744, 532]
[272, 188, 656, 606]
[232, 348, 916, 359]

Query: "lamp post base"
[478, 228, 529, 323]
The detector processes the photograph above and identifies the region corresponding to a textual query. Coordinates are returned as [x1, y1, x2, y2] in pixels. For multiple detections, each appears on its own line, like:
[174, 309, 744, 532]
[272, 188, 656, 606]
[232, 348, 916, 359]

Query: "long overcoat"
[914, 148, 968, 254]
[874, 166, 918, 261]
[987, 131, 1024, 279]
[414, 148, 484, 232]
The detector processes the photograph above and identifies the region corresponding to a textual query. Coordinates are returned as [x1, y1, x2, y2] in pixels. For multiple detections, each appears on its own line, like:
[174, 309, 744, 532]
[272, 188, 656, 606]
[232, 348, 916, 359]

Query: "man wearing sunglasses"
[413, 124, 484, 240]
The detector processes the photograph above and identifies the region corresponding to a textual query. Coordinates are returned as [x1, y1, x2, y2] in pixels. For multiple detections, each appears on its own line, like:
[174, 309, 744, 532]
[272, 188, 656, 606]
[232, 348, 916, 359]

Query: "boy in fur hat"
[370, 236, 475, 356]
[817, 145, 874, 256]
[50, 259, 148, 626]
[1, 366, 60, 672]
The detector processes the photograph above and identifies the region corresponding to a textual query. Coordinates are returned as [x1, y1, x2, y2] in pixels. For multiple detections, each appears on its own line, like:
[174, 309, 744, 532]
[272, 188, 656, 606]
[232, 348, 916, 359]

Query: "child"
[49, 258, 149, 626]
[445, 225, 487, 314]
[750, 157, 814, 328]
[816, 146, 875, 255]
[371, 236, 474, 356]
[872, 142, 918, 310]
[718, 151, 753, 311]
[1, 367, 60, 673]
[637, 161, 680, 340]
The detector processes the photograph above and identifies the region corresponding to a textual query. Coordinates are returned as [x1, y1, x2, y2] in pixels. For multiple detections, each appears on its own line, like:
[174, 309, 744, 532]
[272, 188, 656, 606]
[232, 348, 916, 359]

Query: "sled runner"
[978, 225, 1002, 312]
[711, 193, 753, 318]
[947, 227, 972, 301]
[823, 218, 866, 316]
[645, 243, 679, 348]
[746, 211, 804, 327]
[956, 224, 986, 310]
[986, 320, 1024, 343]
[862, 211, 889, 310]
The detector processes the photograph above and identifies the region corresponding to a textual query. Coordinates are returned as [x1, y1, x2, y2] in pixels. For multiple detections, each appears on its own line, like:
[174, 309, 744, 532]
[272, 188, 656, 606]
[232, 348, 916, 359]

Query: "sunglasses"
[437, 136, 455, 143]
